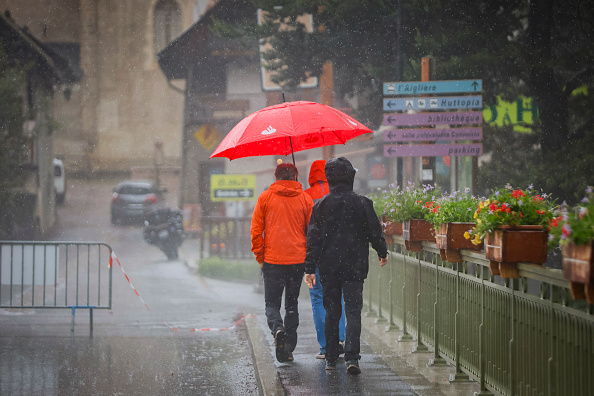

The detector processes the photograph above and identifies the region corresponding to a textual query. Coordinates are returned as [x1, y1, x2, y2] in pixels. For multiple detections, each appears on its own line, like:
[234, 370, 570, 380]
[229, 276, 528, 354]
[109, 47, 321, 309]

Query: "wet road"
[0, 177, 261, 395]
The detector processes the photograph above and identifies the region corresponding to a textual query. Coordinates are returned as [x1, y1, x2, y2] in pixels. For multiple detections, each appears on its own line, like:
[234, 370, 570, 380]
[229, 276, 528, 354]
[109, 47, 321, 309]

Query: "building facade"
[0, 0, 213, 173]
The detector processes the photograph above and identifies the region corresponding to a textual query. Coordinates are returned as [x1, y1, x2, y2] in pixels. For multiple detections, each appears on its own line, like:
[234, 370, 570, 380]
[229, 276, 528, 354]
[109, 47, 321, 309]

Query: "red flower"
[512, 189, 526, 199]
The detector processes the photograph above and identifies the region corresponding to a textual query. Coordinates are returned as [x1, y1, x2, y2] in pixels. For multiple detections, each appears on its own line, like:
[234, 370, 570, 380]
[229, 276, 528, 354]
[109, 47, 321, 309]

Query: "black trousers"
[322, 273, 364, 362]
[261, 262, 304, 352]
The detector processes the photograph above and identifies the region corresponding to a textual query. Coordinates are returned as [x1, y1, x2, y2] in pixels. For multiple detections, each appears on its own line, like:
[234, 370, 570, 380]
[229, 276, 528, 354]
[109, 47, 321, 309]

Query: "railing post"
[412, 252, 429, 352]
[385, 246, 399, 332]
[375, 269, 387, 323]
[476, 264, 494, 395]
[398, 249, 413, 342]
[429, 252, 447, 366]
[450, 261, 473, 382]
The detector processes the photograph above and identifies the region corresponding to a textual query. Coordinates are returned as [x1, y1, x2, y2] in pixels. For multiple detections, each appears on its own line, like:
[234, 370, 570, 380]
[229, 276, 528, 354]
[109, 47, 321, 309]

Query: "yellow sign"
[482, 96, 538, 133]
[211, 174, 256, 201]
[194, 124, 222, 150]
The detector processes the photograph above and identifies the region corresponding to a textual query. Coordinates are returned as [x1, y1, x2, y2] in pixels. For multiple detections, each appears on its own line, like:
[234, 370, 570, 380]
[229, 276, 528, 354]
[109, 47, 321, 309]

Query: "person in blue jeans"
[304, 160, 345, 359]
[310, 267, 345, 358]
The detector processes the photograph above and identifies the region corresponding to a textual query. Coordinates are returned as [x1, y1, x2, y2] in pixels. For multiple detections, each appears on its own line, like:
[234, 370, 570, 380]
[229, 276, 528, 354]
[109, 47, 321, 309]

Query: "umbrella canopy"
[210, 101, 373, 162]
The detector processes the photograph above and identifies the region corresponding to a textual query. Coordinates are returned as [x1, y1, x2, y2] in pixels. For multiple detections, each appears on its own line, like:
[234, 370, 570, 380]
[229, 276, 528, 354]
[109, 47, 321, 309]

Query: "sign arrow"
[472, 81, 479, 91]
[387, 100, 396, 108]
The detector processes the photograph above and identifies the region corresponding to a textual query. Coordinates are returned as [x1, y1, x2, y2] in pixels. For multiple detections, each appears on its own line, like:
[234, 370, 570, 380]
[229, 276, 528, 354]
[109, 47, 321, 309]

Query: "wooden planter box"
[403, 219, 435, 252]
[381, 217, 403, 244]
[485, 225, 548, 278]
[435, 222, 483, 262]
[562, 241, 594, 304]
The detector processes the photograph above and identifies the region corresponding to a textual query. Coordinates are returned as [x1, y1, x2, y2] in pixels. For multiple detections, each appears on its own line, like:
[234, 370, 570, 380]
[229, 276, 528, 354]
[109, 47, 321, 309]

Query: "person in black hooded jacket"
[304, 157, 388, 374]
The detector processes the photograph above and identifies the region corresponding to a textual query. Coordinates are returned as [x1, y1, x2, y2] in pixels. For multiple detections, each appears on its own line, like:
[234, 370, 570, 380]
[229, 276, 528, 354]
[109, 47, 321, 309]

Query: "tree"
[217, 0, 594, 201]
[0, 41, 29, 236]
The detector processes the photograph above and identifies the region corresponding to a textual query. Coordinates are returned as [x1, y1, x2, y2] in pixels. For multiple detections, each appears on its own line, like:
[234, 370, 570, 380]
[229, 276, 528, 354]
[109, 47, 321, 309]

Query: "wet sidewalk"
[181, 244, 480, 396]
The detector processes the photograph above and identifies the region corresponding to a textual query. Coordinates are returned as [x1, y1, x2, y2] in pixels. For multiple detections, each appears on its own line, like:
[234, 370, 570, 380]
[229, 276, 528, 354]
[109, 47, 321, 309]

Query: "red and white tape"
[109, 251, 254, 332]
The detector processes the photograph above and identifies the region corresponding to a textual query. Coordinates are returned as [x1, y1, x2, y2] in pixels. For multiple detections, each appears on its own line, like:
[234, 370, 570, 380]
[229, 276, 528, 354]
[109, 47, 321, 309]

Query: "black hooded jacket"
[304, 157, 388, 282]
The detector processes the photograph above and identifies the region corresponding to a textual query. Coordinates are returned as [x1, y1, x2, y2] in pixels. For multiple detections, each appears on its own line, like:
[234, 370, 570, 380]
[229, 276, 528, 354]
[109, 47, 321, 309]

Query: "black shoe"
[274, 328, 290, 362]
[287, 351, 294, 362]
[346, 360, 361, 375]
[325, 360, 337, 370]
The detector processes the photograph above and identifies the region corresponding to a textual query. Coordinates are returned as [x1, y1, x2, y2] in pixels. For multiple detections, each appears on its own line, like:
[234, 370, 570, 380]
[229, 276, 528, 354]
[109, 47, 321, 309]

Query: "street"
[0, 177, 261, 395]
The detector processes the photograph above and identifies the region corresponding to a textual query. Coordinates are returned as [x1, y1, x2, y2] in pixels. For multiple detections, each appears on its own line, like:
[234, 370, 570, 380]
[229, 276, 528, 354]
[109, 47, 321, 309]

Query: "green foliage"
[424, 188, 481, 231]
[469, 185, 555, 245]
[368, 182, 437, 223]
[197, 256, 261, 283]
[549, 187, 594, 248]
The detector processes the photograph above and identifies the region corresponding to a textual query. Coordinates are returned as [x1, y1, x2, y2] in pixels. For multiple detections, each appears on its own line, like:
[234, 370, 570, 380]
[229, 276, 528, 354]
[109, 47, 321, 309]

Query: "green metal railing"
[365, 236, 593, 396]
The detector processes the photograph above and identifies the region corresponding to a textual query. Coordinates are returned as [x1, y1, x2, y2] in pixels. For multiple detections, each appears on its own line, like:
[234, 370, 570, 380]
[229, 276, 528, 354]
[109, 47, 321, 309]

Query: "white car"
[53, 158, 66, 204]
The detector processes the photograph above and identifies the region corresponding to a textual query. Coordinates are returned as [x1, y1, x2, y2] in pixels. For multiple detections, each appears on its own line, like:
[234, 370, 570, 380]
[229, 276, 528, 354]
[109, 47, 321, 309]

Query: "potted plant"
[424, 188, 483, 262]
[398, 182, 437, 252]
[369, 184, 405, 243]
[549, 186, 594, 303]
[466, 184, 555, 278]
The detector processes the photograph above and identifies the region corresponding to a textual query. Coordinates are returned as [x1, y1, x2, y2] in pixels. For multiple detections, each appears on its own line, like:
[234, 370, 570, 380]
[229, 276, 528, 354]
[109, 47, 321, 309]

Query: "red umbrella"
[209, 101, 373, 163]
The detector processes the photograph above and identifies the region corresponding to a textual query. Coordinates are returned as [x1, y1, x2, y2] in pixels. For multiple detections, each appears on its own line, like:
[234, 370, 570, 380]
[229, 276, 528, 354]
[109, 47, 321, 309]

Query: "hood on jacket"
[308, 160, 327, 187]
[268, 180, 303, 197]
[325, 157, 355, 191]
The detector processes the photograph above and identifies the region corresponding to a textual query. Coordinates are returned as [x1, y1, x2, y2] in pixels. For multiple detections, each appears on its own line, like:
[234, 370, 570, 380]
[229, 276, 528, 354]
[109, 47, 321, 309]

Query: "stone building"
[0, 0, 214, 174]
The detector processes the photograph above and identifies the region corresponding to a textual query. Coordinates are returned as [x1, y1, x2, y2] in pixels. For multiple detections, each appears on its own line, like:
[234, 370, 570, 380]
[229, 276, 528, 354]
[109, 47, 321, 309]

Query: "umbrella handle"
[289, 136, 295, 165]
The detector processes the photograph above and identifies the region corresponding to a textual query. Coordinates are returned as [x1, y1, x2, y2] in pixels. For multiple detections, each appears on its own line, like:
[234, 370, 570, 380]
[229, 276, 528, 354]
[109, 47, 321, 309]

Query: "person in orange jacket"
[251, 163, 314, 363]
[304, 160, 346, 359]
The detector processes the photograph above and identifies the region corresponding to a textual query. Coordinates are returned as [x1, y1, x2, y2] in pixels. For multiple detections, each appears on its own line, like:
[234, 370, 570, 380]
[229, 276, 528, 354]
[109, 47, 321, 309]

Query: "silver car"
[110, 180, 160, 225]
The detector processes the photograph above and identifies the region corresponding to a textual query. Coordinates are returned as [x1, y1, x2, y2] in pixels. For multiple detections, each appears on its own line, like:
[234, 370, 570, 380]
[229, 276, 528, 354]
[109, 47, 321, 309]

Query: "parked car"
[53, 158, 66, 204]
[111, 180, 161, 225]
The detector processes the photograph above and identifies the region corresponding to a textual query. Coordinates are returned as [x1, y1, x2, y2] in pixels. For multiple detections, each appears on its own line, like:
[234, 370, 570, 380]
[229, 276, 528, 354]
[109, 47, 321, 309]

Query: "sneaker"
[346, 360, 361, 375]
[325, 360, 337, 370]
[315, 351, 326, 359]
[274, 328, 290, 363]
[338, 341, 345, 356]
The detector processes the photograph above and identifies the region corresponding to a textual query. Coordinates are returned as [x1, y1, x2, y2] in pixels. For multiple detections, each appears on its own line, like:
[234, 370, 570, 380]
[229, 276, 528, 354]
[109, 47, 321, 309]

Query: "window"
[153, 0, 181, 53]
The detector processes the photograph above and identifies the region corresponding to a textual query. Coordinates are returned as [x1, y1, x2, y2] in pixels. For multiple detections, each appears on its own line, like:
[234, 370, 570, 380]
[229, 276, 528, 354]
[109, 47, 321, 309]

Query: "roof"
[157, 0, 257, 80]
[0, 11, 82, 84]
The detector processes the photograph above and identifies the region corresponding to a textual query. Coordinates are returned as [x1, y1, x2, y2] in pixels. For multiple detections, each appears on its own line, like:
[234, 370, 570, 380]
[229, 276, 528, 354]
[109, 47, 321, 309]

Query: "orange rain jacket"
[304, 160, 329, 202]
[251, 180, 314, 265]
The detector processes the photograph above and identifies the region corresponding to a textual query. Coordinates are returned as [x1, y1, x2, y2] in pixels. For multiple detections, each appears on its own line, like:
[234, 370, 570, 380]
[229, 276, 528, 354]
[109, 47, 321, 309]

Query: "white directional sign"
[383, 96, 482, 112]
[384, 80, 482, 95]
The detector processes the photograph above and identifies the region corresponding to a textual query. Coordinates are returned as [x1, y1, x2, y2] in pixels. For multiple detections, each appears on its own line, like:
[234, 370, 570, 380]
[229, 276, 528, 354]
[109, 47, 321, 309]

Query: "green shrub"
[198, 256, 261, 283]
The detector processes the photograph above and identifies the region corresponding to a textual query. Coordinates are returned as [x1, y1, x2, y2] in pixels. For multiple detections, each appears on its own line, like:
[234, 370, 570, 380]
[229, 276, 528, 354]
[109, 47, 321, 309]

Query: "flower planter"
[381, 217, 403, 244]
[403, 219, 435, 252]
[561, 241, 594, 304]
[484, 225, 548, 278]
[435, 222, 483, 262]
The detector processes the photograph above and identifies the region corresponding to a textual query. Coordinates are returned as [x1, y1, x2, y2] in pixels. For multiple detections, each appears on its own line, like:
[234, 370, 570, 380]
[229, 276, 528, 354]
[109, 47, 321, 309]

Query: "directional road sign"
[384, 143, 483, 157]
[384, 128, 482, 142]
[383, 96, 482, 112]
[383, 111, 482, 127]
[211, 174, 256, 201]
[383, 80, 482, 96]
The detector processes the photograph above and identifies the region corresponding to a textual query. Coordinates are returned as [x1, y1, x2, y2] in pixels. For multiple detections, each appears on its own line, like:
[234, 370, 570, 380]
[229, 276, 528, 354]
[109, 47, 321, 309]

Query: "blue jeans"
[309, 267, 345, 353]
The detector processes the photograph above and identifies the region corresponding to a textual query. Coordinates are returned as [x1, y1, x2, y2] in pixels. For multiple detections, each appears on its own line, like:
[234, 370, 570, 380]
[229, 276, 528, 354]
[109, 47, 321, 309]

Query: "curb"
[244, 312, 286, 396]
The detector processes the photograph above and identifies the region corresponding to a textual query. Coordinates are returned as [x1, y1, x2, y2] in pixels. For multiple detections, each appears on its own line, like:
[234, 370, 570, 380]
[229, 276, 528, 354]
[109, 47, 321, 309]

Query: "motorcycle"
[143, 208, 184, 260]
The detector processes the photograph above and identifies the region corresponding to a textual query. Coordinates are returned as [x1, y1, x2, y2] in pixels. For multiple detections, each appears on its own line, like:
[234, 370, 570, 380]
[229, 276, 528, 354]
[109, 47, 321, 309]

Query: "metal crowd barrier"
[365, 236, 593, 396]
[199, 216, 253, 259]
[0, 241, 113, 332]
